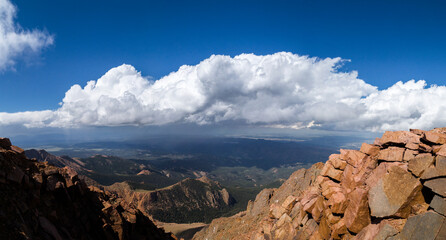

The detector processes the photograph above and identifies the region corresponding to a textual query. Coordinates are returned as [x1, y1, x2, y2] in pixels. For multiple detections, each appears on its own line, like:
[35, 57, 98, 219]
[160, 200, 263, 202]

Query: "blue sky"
[1, 0, 446, 134]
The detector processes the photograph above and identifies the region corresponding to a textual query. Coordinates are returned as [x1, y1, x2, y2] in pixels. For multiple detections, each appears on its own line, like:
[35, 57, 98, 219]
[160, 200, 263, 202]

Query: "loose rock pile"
[195, 128, 446, 240]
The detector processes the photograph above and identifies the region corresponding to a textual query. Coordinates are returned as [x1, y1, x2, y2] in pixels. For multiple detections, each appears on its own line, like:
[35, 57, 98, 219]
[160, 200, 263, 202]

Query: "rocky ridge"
[0, 138, 175, 240]
[108, 176, 236, 223]
[194, 128, 446, 240]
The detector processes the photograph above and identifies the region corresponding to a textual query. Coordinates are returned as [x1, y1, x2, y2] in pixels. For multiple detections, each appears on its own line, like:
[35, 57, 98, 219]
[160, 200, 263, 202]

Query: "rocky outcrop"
[108, 176, 235, 223]
[194, 128, 446, 240]
[25, 149, 87, 172]
[192, 163, 323, 239]
[0, 138, 174, 240]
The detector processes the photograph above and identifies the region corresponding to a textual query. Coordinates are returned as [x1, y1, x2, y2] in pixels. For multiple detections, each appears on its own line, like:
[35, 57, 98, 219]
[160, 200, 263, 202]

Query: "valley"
[23, 136, 346, 225]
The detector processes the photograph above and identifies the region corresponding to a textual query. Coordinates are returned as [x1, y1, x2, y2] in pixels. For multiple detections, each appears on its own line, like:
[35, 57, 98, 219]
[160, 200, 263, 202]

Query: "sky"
[1, 0, 446, 139]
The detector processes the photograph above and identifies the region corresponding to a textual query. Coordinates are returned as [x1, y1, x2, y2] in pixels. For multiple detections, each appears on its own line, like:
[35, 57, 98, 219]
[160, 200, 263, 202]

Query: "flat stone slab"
[430, 195, 446, 216]
[398, 211, 445, 240]
[378, 147, 405, 162]
[368, 166, 422, 218]
[408, 153, 435, 177]
[425, 178, 446, 197]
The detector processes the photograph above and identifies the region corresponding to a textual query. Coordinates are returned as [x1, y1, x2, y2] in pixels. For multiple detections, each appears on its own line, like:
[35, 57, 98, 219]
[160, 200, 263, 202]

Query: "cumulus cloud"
[0, 0, 53, 70]
[0, 52, 445, 132]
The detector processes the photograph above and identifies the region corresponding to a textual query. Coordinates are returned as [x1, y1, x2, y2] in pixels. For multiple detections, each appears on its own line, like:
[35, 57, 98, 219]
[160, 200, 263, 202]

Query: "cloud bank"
[1, 52, 445, 132]
[0, 0, 53, 70]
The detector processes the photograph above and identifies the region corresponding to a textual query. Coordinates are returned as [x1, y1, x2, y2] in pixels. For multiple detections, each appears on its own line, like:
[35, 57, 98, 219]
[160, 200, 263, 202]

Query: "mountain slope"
[194, 128, 446, 240]
[108, 176, 236, 223]
[0, 138, 174, 240]
[25, 149, 87, 172]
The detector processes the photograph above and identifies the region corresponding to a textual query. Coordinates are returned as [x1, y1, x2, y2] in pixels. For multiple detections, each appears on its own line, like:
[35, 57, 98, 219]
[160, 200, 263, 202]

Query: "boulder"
[430, 195, 446, 216]
[340, 149, 367, 168]
[0, 138, 11, 149]
[380, 131, 420, 146]
[420, 143, 434, 153]
[360, 143, 380, 157]
[331, 218, 348, 239]
[327, 192, 348, 214]
[410, 128, 426, 136]
[421, 157, 446, 179]
[248, 188, 274, 216]
[353, 222, 400, 240]
[378, 147, 405, 162]
[269, 203, 286, 219]
[368, 166, 422, 218]
[320, 163, 343, 182]
[320, 178, 342, 198]
[344, 187, 370, 233]
[328, 154, 347, 170]
[437, 145, 446, 157]
[397, 211, 445, 240]
[10, 145, 24, 154]
[424, 178, 446, 197]
[403, 149, 418, 161]
[281, 195, 297, 212]
[366, 162, 406, 188]
[408, 153, 435, 177]
[424, 131, 446, 145]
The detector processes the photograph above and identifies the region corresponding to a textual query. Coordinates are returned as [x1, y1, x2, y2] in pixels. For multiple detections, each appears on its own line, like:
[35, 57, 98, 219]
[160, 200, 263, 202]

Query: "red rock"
[368, 166, 422, 218]
[377, 147, 405, 162]
[321, 179, 342, 198]
[276, 213, 292, 228]
[410, 128, 426, 136]
[340, 149, 367, 168]
[380, 131, 420, 146]
[328, 192, 348, 214]
[353, 221, 400, 240]
[408, 153, 435, 177]
[321, 162, 343, 181]
[421, 156, 446, 179]
[403, 149, 418, 161]
[419, 142, 433, 153]
[398, 211, 445, 240]
[437, 145, 446, 157]
[324, 208, 341, 225]
[341, 164, 356, 193]
[328, 154, 347, 170]
[437, 156, 446, 172]
[10, 145, 24, 154]
[405, 142, 420, 150]
[352, 156, 377, 186]
[424, 131, 446, 145]
[360, 143, 380, 157]
[331, 218, 348, 239]
[269, 203, 286, 219]
[424, 178, 446, 197]
[318, 216, 331, 240]
[310, 196, 325, 221]
[419, 143, 432, 152]
[344, 187, 370, 233]
[373, 137, 382, 146]
[281, 195, 297, 211]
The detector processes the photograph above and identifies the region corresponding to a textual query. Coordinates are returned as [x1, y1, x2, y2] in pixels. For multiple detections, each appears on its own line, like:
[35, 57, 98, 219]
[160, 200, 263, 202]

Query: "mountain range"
[3, 127, 446, 239]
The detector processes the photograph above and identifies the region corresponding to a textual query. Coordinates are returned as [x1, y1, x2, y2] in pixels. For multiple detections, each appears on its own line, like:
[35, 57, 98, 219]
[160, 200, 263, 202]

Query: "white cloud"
[0, 0, 53, 70]
[0, 52, 445, 132]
